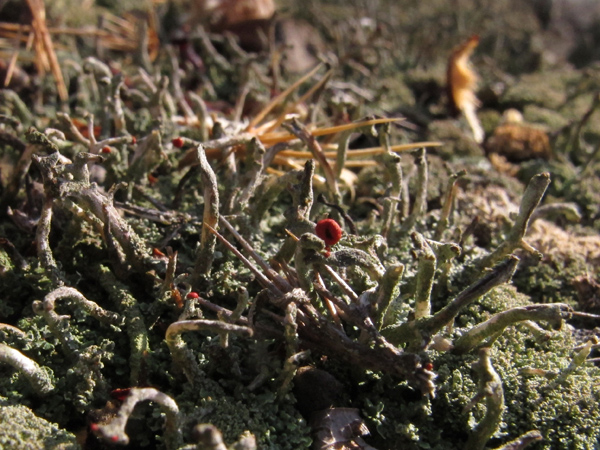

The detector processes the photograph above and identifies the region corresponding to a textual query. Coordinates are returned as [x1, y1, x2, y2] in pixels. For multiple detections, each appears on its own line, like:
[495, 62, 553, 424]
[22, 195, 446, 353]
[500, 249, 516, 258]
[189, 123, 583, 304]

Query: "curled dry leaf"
[447, 34, 484, 143]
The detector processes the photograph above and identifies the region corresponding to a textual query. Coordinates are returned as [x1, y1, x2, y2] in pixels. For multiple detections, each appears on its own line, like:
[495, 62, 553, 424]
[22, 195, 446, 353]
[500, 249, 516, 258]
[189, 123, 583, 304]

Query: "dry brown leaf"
[485, 111, 552, 162]
[447, 34, 484, 143]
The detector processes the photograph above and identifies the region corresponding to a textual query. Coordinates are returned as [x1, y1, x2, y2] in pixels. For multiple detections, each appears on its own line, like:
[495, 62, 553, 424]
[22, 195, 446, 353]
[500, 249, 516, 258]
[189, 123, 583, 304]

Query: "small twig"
[219, 216, 291, 292]
[205, 223, 283, 297]
[247, 63, 323, 131]
[196, 26, 233, 74]
[316, 193, 357, 235]
[266, 68, 334, 134]
[25, 0, 68, 102]
[570, 311, 600, 322]
[319, 264, 359, 302]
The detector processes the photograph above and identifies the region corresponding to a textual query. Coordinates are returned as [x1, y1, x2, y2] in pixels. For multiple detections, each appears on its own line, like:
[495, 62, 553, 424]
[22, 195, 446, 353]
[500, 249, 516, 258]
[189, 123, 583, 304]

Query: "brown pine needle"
[219, 216, 292, 292]
[247, 63, 324, 130]
[104, 12, 137, 34]
[262, 69, 334, 134]
[259, 117, 403, 145]
[0, 23, 112, 38]
[25, 0, 68, 102]
[284, 229, 300, 242]
[277, 141, 442, 159]
[4, 30, 32, 87]
[204, 222, 281, 294]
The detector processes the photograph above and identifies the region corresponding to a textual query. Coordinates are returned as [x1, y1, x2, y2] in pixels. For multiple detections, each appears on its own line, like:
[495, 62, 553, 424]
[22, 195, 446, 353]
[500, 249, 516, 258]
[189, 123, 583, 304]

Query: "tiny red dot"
[424, 362, 434, 371]
[152, 248, 166, 258]
[101, 146, 111, 154]
[111, 435, 119, 442]
[187, 292, 199, 299]
[90, 423, 99, 431]
[172, 137, 184, 148]
[315, 219, 343, 247]
[131, 136, 137, 144]
[110, 387, 132, 401]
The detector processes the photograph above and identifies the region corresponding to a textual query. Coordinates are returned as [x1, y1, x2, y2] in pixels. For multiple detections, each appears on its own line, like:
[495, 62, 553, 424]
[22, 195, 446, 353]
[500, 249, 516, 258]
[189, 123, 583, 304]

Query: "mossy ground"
[1, 1, 600, 449]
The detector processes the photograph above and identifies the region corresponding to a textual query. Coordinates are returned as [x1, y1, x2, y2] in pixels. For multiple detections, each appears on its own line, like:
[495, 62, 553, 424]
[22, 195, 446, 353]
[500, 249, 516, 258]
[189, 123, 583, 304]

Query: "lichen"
[1, 2, 600, 450]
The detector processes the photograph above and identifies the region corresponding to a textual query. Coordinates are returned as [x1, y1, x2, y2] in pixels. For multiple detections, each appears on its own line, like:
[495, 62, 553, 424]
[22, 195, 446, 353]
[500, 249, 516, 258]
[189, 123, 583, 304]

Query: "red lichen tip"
[130, 136, 137, 144]
[315, 218, 343, 247]
[152, 247, 166, 258]
[172, 137, 185, 148]
[90, 423, 99, 432]
[101, 146, 111, 154]
[110, 387, 132, 401]
[187, 291, 200, 299]
[110, 435, 120, 443]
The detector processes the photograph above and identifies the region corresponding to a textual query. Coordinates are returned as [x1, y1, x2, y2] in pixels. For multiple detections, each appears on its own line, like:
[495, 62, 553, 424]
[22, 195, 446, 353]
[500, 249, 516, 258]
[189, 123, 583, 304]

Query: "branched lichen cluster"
[1, 2, 600, 450]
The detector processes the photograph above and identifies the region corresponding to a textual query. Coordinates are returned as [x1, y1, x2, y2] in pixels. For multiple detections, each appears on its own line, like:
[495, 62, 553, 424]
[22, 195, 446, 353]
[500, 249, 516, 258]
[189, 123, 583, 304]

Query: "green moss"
[353, 286, 600, 449]
[0, 400, 80, 450]
[500, 71, 576, 110]
[512, 255, 587, 306]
